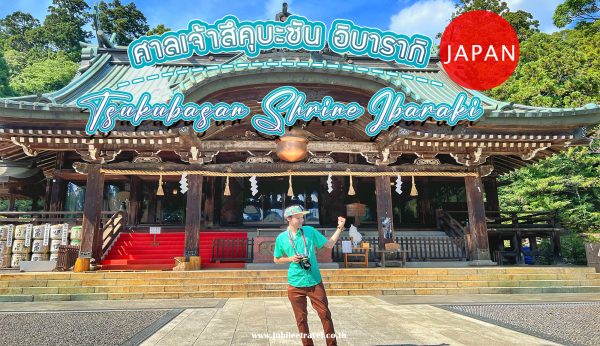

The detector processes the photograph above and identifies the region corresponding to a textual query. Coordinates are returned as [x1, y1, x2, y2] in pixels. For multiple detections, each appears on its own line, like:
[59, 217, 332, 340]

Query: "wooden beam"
[101, 162, 484, 174]
[465, 175, 491, 261]
[3, 139, 379, 154]
[184, 175, 203, 258]
[77, 164, 104, 270]
[375, 176, 394, 250]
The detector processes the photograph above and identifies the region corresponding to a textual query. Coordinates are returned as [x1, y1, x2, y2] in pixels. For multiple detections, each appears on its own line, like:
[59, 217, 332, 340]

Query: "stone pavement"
[1, 293, 599, 345]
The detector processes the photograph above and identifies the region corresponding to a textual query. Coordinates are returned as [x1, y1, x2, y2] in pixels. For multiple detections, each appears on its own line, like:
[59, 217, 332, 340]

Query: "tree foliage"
[9, 53, 78, 95]
[487, 24, 600, 108]
[0, 48, 13, 97]
[97, 0, 149, 46]
[499, 146, 600, 233]
[499, 146, 600, 263]
[43, 0, 92, 60]
[446, 0, 540, 41]
[553, 0, 600, 28]
[0, 11, 41, 51]
[147, 24, 171, 36]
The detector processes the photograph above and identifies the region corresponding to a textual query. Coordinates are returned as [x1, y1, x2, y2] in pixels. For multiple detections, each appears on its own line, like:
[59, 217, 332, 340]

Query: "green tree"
[9, 52, 78, 95]
[147, 24, 171, 36]
[450, 0, 510, 17]
[98, 0, 149, 45]
[43, 0, 91, 60]
[0, 48, 13, 97]
[2, 47, 52, 81]
[499, 147, 600, 263]
[0, 11, 41, 51]
[487, 27, 600, 108]
[503, 10, 541, 41]
[444, 0, 540, 41]
[553, 0, 600, 28]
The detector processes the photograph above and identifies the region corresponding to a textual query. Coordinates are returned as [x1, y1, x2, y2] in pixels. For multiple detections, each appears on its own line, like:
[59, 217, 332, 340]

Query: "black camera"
[299, 256, 311, 270]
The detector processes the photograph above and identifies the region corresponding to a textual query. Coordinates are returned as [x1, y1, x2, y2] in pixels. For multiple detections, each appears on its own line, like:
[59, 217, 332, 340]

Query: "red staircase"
[100, 231, 248, 270]
[100, 233, 184, 270]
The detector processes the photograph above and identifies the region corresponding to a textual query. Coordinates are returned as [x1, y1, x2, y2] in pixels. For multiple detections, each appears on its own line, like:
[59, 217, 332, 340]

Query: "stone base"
[468, 260, 497, 267]
[19, 261, 57, 272]
[246, 262, 340, 270]
[173, 256, 201, 271]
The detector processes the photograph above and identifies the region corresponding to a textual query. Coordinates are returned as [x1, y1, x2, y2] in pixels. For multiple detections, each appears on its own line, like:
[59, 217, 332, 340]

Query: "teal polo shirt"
[273, 225, 328, 287]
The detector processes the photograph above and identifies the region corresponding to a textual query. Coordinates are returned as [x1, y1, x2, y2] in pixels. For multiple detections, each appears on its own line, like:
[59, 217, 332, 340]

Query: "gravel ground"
[0, 309, 180, 346]
[440, 302, 600, 346]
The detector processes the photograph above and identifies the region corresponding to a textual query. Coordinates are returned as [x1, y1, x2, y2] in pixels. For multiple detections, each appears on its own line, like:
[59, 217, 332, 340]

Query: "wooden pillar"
[483, 177, 500, 211]
[8, 195, 15, 211]
[419, 177, 434, 224]
[321, 176, 346, 227]
[49, 152, 66, 212]
[375, 176, 394, 250]
[464, 175, 491, 261]
[44, 178, 52, 211]
[204, 177, 215, 228]
[49, 178, 65, 212]
[184, 175, 203, 258]
[128, 176, 141, 226]
[147, 183, 157, 224]
[516, 231, 523, 264]
[552, 231, 562, 264]
[75, 164, 104, 272]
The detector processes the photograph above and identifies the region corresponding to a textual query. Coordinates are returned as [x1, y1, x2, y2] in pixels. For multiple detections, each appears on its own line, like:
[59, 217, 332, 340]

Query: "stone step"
[3, 280, 600, 295]
[5, 274, 600, 288]
[1, 271, 596, 284]
[2, 268, 598, 302]
[3, 274, 597, 288]
[1, 267, 595, 279]
[2, 285, 600, 302]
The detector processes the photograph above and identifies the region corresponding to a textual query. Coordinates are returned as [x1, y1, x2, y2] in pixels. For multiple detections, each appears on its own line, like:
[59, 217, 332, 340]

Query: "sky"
[1, 0, 565, 42]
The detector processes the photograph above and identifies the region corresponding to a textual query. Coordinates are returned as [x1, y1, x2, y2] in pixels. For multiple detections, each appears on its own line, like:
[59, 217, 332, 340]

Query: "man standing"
[274, 205, 346, 346]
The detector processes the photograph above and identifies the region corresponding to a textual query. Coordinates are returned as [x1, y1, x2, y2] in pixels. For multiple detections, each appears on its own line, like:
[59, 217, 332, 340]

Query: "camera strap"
[288, 228, 308, 257]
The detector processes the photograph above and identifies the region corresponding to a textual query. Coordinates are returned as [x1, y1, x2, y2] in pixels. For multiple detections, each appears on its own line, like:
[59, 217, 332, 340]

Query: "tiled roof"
[0, 48, 598, 127]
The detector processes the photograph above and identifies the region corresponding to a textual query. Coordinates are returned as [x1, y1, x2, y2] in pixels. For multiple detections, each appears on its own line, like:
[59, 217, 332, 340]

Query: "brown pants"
[287, 282, 337, 346]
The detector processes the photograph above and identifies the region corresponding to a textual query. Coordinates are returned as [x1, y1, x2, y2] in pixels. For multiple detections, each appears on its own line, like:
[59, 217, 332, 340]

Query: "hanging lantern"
[156, 175, 165, 196]
[410, 176, 418, 196]
[224, 175, 231, 196]
[287, 175, 294, 196]
[276, 129, 308, 162]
